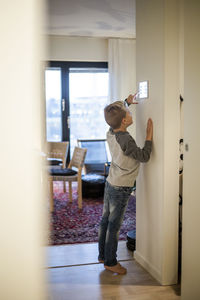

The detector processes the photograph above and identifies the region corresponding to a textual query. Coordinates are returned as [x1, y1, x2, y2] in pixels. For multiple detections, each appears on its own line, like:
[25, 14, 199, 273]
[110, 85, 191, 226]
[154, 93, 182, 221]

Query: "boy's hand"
[146, 118, 153, 141]
[126, 93, 139, 105]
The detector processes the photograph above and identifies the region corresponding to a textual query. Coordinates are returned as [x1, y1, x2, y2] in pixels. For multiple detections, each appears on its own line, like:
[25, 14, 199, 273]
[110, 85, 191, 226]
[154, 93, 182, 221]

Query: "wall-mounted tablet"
[138, 80, 149, 99]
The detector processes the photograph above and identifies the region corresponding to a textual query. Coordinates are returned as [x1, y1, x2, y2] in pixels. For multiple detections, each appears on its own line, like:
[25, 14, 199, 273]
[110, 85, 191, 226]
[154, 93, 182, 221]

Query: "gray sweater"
[106, 128, 152, 187]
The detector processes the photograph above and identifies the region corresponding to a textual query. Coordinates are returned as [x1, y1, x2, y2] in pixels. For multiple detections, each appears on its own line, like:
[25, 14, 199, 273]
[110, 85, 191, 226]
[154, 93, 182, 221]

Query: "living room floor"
[46, 241, 181, 300]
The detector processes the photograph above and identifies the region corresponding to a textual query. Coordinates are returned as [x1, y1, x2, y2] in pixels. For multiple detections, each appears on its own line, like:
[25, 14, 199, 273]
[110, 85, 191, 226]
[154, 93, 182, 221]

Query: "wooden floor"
[46, 241, 181, 300]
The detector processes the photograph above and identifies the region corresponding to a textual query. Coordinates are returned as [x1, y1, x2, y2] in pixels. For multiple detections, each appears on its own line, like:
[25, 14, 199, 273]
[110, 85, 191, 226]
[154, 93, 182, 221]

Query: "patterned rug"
[49, 182, 136, 245]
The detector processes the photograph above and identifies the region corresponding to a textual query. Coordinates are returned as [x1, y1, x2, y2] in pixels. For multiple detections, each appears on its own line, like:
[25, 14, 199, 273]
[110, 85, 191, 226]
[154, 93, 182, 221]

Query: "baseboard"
[134, 250, 162, 284]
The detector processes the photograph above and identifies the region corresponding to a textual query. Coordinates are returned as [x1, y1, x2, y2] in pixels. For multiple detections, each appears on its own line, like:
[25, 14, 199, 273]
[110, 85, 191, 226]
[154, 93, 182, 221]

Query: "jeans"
[98, 181, 133, 266]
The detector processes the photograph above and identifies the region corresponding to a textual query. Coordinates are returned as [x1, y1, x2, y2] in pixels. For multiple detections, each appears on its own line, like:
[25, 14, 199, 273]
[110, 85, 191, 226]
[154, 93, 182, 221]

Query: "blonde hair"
[104, 101, 127, 129]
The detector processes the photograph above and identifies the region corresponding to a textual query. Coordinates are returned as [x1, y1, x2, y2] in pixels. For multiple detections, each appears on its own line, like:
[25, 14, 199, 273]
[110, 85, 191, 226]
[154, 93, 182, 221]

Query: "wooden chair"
[49, 146, 87, 211]
[46, 141, 69, 169]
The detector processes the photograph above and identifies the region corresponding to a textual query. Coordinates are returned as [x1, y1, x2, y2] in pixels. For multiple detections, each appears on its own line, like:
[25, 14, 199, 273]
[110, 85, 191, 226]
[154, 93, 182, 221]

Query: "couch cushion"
[50, 168, 77, 176]
[47, 158, 62, 165]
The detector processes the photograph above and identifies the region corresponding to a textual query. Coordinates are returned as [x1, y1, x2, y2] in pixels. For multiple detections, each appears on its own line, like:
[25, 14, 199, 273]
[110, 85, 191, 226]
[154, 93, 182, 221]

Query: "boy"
[98, 94, 153, 275]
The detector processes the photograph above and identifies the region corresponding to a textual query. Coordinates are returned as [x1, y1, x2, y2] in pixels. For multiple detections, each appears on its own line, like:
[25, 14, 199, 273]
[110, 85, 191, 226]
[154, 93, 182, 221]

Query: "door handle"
[62, 99, 65, 111]
[67, 116, 70, 128]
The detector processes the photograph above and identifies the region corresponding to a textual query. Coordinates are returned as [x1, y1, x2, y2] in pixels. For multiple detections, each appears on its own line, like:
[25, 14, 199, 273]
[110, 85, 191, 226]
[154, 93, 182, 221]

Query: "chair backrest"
[47, 142, 69, 168]
[69, 146, 87, 170]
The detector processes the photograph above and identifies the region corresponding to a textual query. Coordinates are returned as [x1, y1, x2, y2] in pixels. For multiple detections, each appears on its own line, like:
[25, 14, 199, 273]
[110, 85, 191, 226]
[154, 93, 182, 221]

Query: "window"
[45, 68, 62, 141]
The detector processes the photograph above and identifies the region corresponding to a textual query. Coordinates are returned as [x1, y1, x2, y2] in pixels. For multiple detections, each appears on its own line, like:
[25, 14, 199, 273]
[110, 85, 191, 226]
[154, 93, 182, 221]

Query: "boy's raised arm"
[115, 117, 153, 163]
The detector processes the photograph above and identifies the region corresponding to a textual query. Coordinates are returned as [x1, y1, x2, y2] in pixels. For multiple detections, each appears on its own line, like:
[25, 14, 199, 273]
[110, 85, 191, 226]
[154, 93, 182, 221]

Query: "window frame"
[46, 61, 108, 160]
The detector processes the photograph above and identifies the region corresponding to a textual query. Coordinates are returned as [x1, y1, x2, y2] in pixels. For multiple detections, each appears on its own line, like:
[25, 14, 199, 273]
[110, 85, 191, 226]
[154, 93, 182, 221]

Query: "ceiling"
[47, 0, 136, 38]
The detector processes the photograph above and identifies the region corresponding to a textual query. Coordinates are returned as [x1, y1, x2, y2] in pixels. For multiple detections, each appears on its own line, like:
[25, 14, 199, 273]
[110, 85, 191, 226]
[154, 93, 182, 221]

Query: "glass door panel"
[69, 69, 109, 157]
[45, 68, 62, 141]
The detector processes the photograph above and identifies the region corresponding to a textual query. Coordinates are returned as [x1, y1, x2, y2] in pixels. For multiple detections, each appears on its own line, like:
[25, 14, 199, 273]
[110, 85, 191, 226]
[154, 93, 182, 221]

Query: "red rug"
[49, 182, 136, 245]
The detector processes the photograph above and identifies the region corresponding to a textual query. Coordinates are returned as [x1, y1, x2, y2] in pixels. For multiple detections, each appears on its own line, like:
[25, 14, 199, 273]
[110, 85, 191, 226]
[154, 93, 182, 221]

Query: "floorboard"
[46, 241, 181, 300]
[46, 241, 133, 268]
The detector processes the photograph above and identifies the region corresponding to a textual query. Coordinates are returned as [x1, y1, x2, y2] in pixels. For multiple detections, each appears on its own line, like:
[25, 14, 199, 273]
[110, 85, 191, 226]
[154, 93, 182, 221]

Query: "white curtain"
[108, 38, 136, 138]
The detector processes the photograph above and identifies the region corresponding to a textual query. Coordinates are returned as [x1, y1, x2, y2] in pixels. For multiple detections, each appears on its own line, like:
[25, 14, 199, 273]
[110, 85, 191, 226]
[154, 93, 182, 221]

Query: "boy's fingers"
[133, 93, 137, 99]
[133, 91, 139, 99]
[147, 119, 153, 128]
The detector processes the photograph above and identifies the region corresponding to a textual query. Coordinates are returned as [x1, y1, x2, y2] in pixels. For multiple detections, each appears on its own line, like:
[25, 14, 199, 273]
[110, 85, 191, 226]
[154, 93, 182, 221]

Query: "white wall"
[135, 0, 180, 284]
[47, 35, 108, 61]
[181, 0, 200, 299]
[0, 1, 46, 299]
